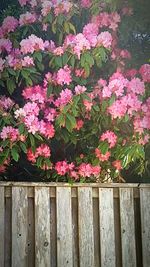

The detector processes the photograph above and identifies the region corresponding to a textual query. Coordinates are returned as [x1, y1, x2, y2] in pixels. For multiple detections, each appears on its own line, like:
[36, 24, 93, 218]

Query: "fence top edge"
[0, 181, 149, 188]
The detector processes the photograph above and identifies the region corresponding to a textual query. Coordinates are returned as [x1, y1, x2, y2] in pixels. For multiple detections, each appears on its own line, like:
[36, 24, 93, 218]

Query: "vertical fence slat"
[78, 187, 94, 267]
[12, 187, 28, 267]
[35, 187, 50, 267]
[140, 188, 150, 267]
[0, 187, 4, 267]
[57, 187, 73, 267]
[119, 188, 136, 267]
[99, 188, 116, 267]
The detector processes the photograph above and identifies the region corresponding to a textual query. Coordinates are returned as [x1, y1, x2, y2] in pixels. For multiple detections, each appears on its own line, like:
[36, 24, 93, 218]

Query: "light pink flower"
[0, 126, 19, 142]
[95, 148, 111, 161]
[0, 58, 5, 72]
[75, 85, 87, 95]
[56, 65, 72, 85]
[100, 130, 117, 148]
[55, 161, 69, 175]
[127, 78, 145, 95]
[36, 144, 51, 158]
[1, 16, 18, 34]
[81, 0, 91, 8]
[97, 31, 112, 49]
[0, 38, 12, 54]
[19, 12, 37, 26]
[22, 56, 34, 67]
[112, 160, 122, 170]
[20, 35, 46, 54]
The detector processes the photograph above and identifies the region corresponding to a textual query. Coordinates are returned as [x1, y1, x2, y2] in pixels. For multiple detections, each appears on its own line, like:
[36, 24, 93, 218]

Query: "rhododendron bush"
[0, 0, 150, 182]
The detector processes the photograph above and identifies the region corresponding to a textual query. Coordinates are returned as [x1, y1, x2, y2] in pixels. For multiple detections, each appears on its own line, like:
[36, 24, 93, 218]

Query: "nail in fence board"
[35, 187, 50, 267]
[12, 187, 28, 267]
[78, 187, 95, 267]
[0, 187, 4, 267]
[56, 187, 73, 267]
[119, 188, 136, 267]
[99, 188, 116, 267]
[140, 188, 150, 267]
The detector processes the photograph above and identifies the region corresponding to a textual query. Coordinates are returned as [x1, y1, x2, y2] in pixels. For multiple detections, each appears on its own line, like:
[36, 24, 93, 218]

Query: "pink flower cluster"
[95, 148, 111, 161]
[56, 65, 72, 85]
[20, 34, 47, 54]
[0, 38, 12, 54]
[139, 64, 150, 82]
[0, 16, 18, 37]
[0, 96, 14, 110]
[92, 12, 121, 31]
[55, 160, 101, 179]
[100, 131, 117, 148]
[0, 126, 19, 142]
[27, 144, 51, 163]
[55, 88, 73, 107]
[19, 12, 37, 26]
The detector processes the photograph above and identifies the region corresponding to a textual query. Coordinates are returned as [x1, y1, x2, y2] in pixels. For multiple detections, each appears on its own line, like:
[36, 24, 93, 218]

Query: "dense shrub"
[0, 0, 150, 182]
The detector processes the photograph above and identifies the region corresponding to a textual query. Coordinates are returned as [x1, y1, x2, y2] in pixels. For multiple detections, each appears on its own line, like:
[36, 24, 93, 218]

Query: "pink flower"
[78, 163, 101, 177]
[22, 56, 34, 67]
[0, 96, 14, 110]
[81, 0, 91, 8]
[55, 88, 73, 107]
[27, 148, 37, 163]
[22, 85, 46, 104]
[73, 33, 91, 59]
[44, 123, 55, 139]
[97, 31, 112, 49]
[100, 131, 117, 148]
[75, 119, 84, 130]
[20, 35, 46, 54]
[83, 23, 99, 46]
[83, 100, 93, 111]
[18, 0, 30, 6]
[112, 160, 122, 170]
[108, 99, 127, 119]
[53, 46, 64, 56]
[56, 65, 72, 85]
[127, 78, 145, 95]
[1, 16, 18, 35]
[41, 1, 52, 16]
[120, 49, 131, 59]
[24, 115, 39, 134]
[75, 85, 87, 95]
[0, 126, 19, 142]
[36, 144, 51, 158]
[19, 12, 37, 26]
[55, 161, 69, 175]
[0, 38, 12, 54]
[139, 64, 150, 82]
[95, 148, 111, 161]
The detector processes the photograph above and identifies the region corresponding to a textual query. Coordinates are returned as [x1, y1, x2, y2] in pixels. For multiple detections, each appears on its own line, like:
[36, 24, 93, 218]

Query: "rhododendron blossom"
[100, 131, 117, 148]
[0, 126, 19, 142]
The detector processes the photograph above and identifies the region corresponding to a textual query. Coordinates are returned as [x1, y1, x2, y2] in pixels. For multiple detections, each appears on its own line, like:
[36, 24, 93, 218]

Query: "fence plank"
[12, 187, 28, 267]
[119, 188, 136, 267]
[78, 188, 94, 267]
[0, 187, 4, 267]
[140, 188, 150, 267]
[35, 187, 50, 267]
[57, 187, 73, 267]
[99, 188, 116, 267]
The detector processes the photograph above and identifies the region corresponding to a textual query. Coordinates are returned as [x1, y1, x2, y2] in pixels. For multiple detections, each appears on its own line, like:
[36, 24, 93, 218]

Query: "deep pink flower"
[36, 144, 51, 158]
[81, 0, 91, 8]
[55, 161, 69, 175]
[0, 38, 12, 54]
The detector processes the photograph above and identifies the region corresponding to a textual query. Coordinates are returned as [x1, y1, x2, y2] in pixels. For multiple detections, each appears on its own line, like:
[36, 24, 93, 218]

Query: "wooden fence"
[0, 182, 150, 267]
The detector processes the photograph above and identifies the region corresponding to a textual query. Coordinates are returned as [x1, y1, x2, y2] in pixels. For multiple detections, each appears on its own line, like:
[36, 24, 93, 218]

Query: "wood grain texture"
[119, 188, 136, 267]
[140, 188, 150, 267]
[57, 187, 73, 267]
[78, 187, 94, 267]
[35, 187, 50, 267]
[12, 187, 28, 267]
[0, 187, 4, 267]
[4, 197, 11, 267]
[99, 188, 116, 267]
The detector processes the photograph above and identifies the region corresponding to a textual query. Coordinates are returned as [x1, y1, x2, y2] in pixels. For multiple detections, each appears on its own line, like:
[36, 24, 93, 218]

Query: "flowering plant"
[0, 0, 150, 182]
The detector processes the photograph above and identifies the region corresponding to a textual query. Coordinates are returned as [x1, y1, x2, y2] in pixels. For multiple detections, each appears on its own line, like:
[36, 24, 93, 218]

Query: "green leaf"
[29, 134, 35, 148]
[47, 84, 53, 97]
[62, 53, 68, 65]
[18, 124, 25, 134]
[21, 69, 30, 79]
[55, 56, 63, 67]
[8, 68, 16, 76]
[6, 79, 16, 94]
[98, 142, 109, 154]
[68, 22, 76, 34]
[20, 142, 27, 153]
[34, 52, 42, 62]
[66, 113, 76, 132]
[11, 147, 19, 162]
[70, 56, 75, 68]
